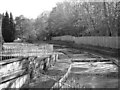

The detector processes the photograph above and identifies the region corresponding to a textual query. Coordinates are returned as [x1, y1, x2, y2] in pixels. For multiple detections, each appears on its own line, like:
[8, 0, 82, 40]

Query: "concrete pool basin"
[60, 61, 118, 88]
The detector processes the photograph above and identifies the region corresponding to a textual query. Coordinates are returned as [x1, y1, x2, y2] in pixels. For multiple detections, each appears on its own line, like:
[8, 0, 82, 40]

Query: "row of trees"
[15, 15, 36, 42]
[47, 0, 119, 37]
[2, 12, 15, 42]
[15, 11, 50, 42]
[5, 0, 119, 42]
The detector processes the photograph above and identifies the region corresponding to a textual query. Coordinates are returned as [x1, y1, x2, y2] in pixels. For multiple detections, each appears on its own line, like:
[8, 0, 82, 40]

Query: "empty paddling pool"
[60, 61, 118, 88]
[52, 44, 119, 89]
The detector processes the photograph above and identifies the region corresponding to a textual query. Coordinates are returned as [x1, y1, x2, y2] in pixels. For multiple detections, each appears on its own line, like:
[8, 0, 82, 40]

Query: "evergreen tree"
[2, 12, 10, 42]
[10, 12, 15, 40]
[2, 12, 15, 42]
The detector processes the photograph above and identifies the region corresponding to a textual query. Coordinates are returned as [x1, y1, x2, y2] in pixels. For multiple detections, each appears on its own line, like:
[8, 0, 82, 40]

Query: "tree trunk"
[103, 1, 112, 36]
[116, 1, 120, 36]
[83, 4, 96, 31]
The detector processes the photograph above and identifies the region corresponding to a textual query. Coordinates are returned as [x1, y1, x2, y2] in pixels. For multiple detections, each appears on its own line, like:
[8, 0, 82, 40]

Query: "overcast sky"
[0, 0, 64, 19]
[0, 0, 118, 19]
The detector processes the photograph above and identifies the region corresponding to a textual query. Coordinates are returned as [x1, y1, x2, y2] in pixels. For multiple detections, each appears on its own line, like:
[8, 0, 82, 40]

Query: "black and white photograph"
[0, 0, 119, 89]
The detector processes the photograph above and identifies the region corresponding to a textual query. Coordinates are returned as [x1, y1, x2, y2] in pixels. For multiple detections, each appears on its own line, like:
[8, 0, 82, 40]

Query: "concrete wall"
[52, 36, 119, 49]
[0, 43, 57, 89]
[0, 54, 58, 89]
[0, 58, 30, 89]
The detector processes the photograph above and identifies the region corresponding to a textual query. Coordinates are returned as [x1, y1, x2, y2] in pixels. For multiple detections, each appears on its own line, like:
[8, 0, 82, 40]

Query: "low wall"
[2, 43, 53, 57]
[0, 43, 58, 89]
[0, 57, 30, 89]
[52, 36, 119, 49]
[0, 54, 58, 89]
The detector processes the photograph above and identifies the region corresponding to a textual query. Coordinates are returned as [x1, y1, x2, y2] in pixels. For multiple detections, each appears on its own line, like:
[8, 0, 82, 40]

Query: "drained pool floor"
[23, 44, 119, 89]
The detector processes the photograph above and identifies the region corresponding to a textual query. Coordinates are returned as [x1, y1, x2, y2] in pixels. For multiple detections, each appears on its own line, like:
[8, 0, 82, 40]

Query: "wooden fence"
[52, 36, 119, 49]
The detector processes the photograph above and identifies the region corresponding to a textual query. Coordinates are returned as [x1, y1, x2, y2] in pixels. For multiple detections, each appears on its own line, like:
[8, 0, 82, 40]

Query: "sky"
[0, 0, 118, 19]
[0, 0, 64, 19]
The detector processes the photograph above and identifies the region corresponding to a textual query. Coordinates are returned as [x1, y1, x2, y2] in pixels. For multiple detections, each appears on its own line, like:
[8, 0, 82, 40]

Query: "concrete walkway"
[47, 40, 119, 59]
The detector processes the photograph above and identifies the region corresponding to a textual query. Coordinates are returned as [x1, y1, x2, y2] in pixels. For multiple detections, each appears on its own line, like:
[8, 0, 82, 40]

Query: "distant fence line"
[52, 36, 119, 49]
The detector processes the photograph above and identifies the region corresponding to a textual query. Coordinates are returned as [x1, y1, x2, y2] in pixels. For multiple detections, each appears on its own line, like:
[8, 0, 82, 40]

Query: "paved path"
[47, 40, 119, 59]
